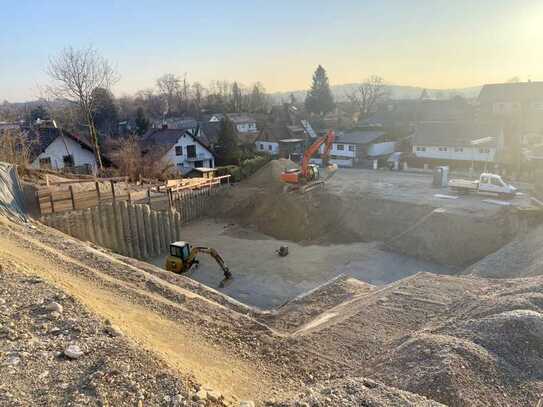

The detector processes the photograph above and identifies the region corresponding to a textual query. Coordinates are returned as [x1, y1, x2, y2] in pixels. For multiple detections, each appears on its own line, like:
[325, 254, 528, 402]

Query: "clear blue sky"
[1, 0, 542, 102]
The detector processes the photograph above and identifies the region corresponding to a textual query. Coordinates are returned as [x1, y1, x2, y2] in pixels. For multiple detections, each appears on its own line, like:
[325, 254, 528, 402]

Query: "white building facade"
[256, 141, 279, 155]
[412, 144, 496, 163]
[162, 132, 215, 175]
[32, 134, 98, 174]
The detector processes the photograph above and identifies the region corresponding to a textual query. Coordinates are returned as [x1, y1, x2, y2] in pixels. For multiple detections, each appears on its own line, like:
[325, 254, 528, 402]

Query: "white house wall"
[236, 122, 257, 133]
[310, 157, 353, 168]
[32, 135, 97, 173]
[368, 142, 395, 157]
[163, 133, 215, 175]
[255, 141, 279, 154]
[413, 145, 496, 162]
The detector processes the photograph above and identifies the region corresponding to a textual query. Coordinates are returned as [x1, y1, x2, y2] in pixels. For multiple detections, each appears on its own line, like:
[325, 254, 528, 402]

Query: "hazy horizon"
[1, 0, 542, 102]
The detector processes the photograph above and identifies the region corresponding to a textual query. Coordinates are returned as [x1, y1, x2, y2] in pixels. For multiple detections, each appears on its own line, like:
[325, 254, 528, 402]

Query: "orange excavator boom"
[300, 130, 336, 177]
[280, 129, 336, 186]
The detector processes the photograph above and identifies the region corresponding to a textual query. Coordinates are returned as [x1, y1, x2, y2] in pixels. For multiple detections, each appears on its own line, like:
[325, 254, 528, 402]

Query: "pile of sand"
[465, 222, 543, 278]
[270, 376, 445, 406]
[245, 158, 298, 191]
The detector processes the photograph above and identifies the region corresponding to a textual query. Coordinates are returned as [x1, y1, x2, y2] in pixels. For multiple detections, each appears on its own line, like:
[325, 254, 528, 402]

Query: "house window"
[454, 147, 463, 152]
[63, 154, 74, 167]
[268, 145, 272, 151]
[186, 145, 196, 158]
[479, 148, 490, 154]
[348, 145, 355, 152]
[260, 143, 264, 150]
[416, 147, 426, 152]
[438, 147, 448, 152]
[39, 157, 52, 168]
[336, 144, 344, 151]
[195, 160, 203, 167]
[175, 146, 183, 156]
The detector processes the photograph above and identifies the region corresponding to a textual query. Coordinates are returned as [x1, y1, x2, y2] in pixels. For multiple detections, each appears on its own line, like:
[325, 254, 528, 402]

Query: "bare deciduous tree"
[347, 76, 388, 121]
[107, 136, 174, 181]
[156, 73, 182, 114]
[0, 129, 35, 167]
[47, 46, 119, 171]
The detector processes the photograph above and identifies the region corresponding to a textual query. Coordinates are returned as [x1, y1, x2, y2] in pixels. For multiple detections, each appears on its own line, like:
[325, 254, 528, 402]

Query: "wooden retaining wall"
[40, 185, 225, 260]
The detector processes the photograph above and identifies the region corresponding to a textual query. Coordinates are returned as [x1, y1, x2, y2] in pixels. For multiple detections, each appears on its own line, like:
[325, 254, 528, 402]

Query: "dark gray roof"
[413, 121, 501, 147]
[24, 127, 94, 159]
[257, 125, 291, 143]
[199, 122, 221, 145]
[479, 82, 543, 102]
[336, 130, 386, 145]
[141, 128, 211, 154]
[226, 113, 256, 124]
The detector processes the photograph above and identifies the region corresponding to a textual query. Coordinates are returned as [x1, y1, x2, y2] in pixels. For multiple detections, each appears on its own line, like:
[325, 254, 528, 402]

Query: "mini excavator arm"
[190, 247, 232, 281]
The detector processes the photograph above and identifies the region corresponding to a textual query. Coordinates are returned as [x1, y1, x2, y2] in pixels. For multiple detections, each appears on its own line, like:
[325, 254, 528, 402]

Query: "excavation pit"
[149, 165, 534, 309]
[150, 219, 454, 309]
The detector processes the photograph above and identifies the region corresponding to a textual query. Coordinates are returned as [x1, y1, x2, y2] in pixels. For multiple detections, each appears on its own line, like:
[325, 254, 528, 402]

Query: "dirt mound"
[270, 376, 445, 406]
[245, 158, 298, 191]
[449, 309, 543, 374]
[465, 223, 543, 278]
[370, 333, 522, 406]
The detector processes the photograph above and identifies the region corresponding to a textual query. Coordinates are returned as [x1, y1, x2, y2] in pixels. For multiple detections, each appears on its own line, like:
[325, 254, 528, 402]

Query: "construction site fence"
[40, 185, 226, 260]
[36, 175, 230, 215]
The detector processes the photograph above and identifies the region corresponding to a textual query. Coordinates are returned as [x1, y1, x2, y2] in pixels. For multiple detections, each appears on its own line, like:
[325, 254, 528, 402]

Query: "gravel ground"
[267, 377, 445, 407]
[0, 261, 223, 407]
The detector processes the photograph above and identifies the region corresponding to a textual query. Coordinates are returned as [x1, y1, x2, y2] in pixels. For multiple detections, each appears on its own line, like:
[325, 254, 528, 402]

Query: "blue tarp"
[0, 162, 28, 223]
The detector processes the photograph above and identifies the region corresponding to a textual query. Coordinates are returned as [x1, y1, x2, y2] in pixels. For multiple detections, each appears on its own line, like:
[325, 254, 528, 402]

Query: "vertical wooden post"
[95, 181, 101, 205]
[147, 188, 152, 205]
[36, 191, 42, 216]
[168, 188, 173, 211]
[69, 185, 76, 210]
[49, 192, 55, 214]
[128, 191, 132, 204]
[110, 180, 116, 204]
[45, 174, 50, 187]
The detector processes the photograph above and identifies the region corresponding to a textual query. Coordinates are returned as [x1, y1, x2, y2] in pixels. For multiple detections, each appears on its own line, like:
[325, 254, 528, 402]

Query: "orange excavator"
[280, 129, 338, 192]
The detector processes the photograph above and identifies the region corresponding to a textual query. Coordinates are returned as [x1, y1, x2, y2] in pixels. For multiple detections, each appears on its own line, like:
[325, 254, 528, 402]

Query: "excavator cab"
[170, 241, 191, 260]
[165, 241, 232, 287]
[165, 241, 192, 274]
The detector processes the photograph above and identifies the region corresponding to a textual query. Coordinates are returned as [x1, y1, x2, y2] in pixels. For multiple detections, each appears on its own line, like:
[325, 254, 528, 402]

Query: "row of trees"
[1, 45, 390, 173]
[304, 64, 388, 121]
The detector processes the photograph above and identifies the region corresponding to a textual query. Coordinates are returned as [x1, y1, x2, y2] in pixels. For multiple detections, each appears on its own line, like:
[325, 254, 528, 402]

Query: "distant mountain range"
[270, 83, 483, 103]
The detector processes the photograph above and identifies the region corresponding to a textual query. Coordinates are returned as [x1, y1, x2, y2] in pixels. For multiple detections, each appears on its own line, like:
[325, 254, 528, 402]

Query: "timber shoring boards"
[36, 175, 230, 215]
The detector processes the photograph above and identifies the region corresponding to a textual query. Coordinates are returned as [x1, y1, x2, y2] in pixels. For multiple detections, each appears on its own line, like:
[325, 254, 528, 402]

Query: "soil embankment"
[210, 160, 525, 266]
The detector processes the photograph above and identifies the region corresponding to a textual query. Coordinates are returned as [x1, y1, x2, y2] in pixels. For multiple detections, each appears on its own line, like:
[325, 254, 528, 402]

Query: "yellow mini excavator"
[165, 241, 232, 286]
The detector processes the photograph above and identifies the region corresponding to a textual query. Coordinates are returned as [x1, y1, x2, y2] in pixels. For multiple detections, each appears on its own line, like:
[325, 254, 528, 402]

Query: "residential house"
[141, 127, 214, 175]
[226, 113, 258, 134]
[28, 126, 99, 174]
[363, 97, 474, 129]
[478, 81, 543, 147]
[255, 121, 317, 156]
[411, 121, 503, 169]
[0, 121, 23, 135]
[332, 130, 389, 167]
[152, 117, 198, 130]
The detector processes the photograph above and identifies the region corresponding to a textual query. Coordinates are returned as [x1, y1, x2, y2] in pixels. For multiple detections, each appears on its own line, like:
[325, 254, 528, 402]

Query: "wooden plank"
[51, 190, 72, 201]
[76, 190, 99, 201]
[47, 176, 128, 186]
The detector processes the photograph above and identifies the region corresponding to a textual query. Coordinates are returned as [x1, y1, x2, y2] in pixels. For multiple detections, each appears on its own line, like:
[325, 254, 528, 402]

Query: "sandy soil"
[2, 215, 543, 406]
[150, 220, 453, 309]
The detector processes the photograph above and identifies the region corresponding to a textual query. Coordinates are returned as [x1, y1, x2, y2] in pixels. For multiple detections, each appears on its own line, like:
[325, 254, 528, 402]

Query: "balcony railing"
[186, 153, 208, 161]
